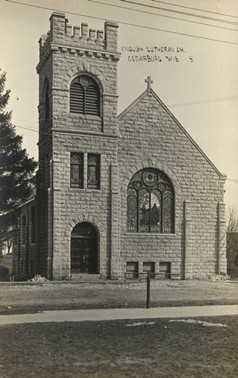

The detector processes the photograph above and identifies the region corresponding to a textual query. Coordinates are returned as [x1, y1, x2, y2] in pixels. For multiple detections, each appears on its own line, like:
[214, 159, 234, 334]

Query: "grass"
[1, 279, 238, 315]
[0, 316, 238, 377]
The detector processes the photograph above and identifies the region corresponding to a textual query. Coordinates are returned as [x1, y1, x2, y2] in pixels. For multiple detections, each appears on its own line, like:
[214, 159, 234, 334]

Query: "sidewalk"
[1, 304, 238, 325]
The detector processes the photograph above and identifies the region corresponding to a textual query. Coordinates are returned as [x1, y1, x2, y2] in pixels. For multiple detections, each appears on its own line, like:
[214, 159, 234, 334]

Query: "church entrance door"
[71, 222, 98, 274]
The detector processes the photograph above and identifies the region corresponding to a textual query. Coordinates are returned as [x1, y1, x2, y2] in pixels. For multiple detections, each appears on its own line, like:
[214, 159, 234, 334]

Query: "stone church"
[12, 12, 227, 280]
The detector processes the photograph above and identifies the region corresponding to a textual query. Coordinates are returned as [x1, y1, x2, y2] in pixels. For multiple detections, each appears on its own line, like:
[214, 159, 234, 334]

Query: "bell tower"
[36, 13, 121, 279]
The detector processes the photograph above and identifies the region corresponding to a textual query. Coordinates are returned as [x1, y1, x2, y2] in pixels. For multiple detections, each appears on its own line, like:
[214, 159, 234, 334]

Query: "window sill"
[69, 187, 102, 192]
[69, 113, 101, 121]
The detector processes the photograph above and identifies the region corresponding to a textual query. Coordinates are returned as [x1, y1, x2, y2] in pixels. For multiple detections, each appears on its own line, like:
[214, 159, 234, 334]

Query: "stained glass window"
[163, 191, 174, 233]
[151, 190, 161, 233]
[127, 168, 174, 233]
[87, 154, 100, 189]
[70, 152, 84, 188]
[70, 75, 100, 116]
[127, 189, 137, 232]
[139, 189, 150, 233]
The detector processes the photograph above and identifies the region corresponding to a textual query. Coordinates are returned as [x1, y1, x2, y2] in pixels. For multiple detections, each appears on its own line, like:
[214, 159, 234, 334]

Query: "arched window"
[127, 168, 174, 233]
[70, 75, 100, 116]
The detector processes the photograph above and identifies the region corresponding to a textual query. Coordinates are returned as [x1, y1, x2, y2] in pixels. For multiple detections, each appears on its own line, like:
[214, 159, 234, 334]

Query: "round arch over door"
[71, 222, 98, 274]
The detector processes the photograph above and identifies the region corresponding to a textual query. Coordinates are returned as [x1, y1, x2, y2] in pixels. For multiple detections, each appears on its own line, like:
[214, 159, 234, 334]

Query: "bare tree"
[226, 207, 238, 277]
[6, 239, 13, 254]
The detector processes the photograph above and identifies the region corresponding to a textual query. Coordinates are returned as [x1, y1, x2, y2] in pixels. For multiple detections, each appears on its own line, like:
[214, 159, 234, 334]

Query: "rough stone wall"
[52, 134, 118, 279]
[36, 13, 120, 279]
[33, 12, 226, 280]
[36, 140, 52, 277]
[12, 200, 37, 276]
[37, 31, 54, 278]
[118, 90, 227, 279]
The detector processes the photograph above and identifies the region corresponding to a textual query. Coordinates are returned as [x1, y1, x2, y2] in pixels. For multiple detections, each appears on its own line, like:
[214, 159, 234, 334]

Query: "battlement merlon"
[50, 12, 66, 41]
[104, 21, 119, 52]
[38, 12, 119, 59]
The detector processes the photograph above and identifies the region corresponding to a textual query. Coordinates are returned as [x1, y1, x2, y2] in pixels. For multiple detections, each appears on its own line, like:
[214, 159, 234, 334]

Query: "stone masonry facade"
[12, 13, 227, 280]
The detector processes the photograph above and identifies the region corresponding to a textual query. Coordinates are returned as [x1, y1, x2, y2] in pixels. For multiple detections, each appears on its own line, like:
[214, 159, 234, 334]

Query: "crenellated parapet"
[37, 12, 120, 72]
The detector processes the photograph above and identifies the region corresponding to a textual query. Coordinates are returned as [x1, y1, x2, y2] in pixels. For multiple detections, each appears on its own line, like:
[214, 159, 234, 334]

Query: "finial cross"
[145, 76, 153, 90]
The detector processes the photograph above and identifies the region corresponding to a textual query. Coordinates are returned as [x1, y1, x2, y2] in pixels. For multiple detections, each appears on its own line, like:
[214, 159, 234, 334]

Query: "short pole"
[146, 272, 151, 309]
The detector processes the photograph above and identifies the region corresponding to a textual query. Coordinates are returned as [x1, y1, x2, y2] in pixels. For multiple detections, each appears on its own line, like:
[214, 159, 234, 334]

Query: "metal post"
[146, 272, 151, 308]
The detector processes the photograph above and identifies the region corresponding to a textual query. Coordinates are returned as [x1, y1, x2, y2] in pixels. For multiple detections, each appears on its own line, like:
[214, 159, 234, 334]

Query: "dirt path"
[2, 305, 238, 325]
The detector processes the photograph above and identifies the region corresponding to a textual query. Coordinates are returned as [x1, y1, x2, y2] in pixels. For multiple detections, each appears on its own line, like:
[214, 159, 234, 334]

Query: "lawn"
[0, 316, 237, 377]
[1, 279, 238, 314]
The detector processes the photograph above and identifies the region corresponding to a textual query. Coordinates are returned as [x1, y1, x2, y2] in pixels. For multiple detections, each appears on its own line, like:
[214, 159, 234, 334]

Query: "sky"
[1, 0, 238, 212]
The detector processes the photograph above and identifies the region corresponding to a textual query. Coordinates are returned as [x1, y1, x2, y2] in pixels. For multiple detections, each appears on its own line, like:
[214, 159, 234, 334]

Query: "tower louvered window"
[70, 75, 100, 116]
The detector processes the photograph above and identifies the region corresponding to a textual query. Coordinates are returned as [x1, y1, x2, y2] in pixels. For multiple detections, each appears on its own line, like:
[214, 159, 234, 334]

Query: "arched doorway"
[71, 222, 98, 274]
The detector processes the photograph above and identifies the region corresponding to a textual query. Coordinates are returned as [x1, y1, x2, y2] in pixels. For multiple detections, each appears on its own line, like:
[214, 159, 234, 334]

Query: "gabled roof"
[118, 89, 149, 122]
[118, 87, 225, 178]
[15, 187, 36, 210]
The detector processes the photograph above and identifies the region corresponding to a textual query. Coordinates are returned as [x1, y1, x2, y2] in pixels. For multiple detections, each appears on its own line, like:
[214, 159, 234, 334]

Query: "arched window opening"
[70, 75, 100, 116]
[127, 168, 174, 233]
[71, 222, 98, 274]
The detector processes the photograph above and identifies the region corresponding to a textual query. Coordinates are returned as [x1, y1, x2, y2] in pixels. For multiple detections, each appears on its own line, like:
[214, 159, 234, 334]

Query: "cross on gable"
[145, 76, 153, 90]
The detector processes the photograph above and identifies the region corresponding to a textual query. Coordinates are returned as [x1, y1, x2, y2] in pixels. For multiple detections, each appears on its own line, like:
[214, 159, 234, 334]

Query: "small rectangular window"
[31, 206, 36, 243]
[143, 262, 155, 278]
[126, 262, 139, 279]
[87, 154, 100, 189]
[70, 152, 84, 188]
[159, 262, 171, 279]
